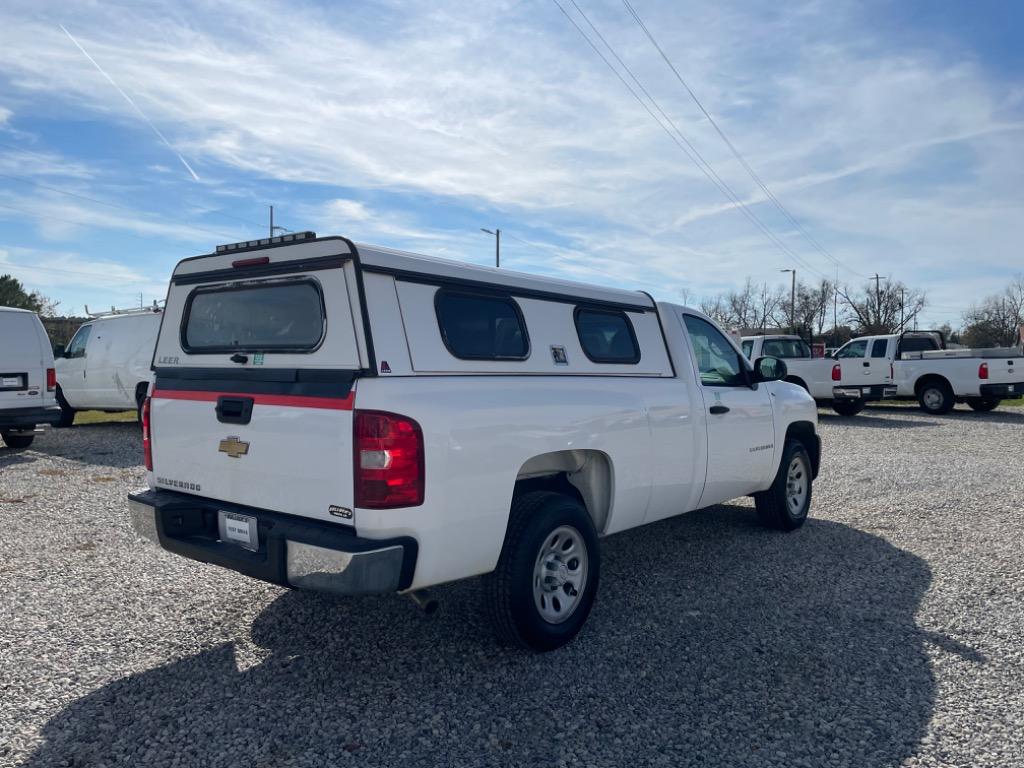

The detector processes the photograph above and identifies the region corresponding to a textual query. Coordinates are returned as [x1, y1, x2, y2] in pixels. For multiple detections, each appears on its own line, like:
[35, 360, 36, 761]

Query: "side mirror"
[753, 355, 787, 383]
[53, 344, 65, 358]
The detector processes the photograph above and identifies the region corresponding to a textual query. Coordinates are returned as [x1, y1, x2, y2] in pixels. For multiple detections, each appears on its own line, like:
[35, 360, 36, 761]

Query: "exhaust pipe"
[408, 590, 439, 616]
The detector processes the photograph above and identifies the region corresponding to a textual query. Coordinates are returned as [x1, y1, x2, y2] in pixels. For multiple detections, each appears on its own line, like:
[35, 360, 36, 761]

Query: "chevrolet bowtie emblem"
[218, 436, 250, 459]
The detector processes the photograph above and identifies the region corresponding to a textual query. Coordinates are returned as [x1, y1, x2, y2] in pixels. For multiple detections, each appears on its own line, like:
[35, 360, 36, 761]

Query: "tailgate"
[984, 358, 1021, 385]
[150, 237, 367, 524]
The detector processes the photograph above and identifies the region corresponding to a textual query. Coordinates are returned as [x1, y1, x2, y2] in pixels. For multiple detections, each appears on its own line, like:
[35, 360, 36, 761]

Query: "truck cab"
[741, 333, 896, 416]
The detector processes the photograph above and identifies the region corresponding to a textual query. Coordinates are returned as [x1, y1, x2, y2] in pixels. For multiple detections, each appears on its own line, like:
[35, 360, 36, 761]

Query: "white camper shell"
[129, 233, 822, 650]
[0, 306, 60, 449]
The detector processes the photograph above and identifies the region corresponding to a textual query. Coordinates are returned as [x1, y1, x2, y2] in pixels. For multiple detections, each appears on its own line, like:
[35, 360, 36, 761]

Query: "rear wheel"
[55, 387, 76, 428]
[754, 440, 812, 531]
[483, 491, 600, 652]
[966, 397, 1000, 412]
[831, 399, 865, 416]
[1, 430, 34, 450]
[917, 381, 954, 414]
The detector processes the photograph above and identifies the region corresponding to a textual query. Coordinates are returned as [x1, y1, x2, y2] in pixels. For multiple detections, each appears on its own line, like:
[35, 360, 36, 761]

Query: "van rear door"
[150, 237, 368, 524]
[0, 311, 48, 411]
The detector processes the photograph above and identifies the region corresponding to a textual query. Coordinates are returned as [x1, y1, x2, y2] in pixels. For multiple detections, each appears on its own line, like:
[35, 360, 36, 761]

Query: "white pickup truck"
[128, 233, 822, 651]
[848, 331, 1023, 414]
[741, 334, 896, 416]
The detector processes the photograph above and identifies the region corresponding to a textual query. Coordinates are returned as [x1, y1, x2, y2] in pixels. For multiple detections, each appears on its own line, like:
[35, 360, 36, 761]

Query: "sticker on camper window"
[380, 360, 392, 374]
[252, 353, 264, 366]
[551, 345, 569, 365]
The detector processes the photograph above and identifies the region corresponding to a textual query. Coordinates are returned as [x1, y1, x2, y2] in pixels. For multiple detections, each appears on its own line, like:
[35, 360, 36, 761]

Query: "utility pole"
[872, 273, 882, 332]
[480, 228, 501, 268]
[833, 266, 838, 345]
[269, 205, 274, 238]
[780, 268, 796, 333]
[900, 288, 905, 332]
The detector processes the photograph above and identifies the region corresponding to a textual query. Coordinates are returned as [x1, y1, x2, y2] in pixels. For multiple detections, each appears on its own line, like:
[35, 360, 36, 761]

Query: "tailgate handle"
[216, 396, 254, 425]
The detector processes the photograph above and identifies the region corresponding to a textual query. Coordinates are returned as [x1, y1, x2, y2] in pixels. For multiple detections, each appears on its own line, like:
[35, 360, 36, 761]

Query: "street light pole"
[480, 228, 500, 268]
[780, 268, 796, 333]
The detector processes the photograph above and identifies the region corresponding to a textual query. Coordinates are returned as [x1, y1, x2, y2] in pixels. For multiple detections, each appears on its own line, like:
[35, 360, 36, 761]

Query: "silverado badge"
[218, 436, 250, 459]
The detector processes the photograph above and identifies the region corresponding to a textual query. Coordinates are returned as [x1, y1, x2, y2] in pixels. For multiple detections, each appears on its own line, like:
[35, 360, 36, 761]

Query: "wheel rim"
[786, 455, 809, 517]
[922, 388, 943, 409]
[532, 525, 588, 624]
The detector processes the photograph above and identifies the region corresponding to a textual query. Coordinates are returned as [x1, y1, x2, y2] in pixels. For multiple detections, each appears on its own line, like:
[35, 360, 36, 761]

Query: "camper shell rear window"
[181, 279, 326, 353]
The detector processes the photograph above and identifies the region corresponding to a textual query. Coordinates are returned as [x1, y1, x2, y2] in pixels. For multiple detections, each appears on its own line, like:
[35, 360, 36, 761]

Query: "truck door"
[835, 338, 868, 381]
[680, 314, 775, 507]
[866, 337, 891, 383]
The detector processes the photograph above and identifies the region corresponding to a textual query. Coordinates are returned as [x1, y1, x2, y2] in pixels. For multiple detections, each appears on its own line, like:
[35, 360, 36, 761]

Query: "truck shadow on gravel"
[866, 404, 1024, 425]
[817, 412, 940, 428]
[23, 506, 943, 768]
[6, 424, 144, 469]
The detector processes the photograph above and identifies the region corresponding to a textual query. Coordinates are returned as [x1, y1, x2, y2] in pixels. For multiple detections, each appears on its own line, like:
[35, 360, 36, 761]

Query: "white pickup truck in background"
[128, 233, 823, 651]
[848, 331, 1023, 414]
[741, 334, 896, 416]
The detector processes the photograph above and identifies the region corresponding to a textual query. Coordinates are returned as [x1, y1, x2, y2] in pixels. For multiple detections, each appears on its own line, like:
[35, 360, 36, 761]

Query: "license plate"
[218, 511, 258, 551]
[2, 376, 22, 387]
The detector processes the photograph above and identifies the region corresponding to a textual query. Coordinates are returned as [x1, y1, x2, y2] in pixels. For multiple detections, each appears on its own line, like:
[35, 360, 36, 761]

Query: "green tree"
[0, 275, 42, 312]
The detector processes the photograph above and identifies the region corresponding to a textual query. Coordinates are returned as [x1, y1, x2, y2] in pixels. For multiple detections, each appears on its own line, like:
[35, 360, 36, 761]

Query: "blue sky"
[0, 0, 1021, 326]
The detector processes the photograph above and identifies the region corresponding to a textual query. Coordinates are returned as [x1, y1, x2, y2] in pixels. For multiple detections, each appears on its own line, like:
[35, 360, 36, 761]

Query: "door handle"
[216, 396, 254, 425]
[709, 404, 730, 415]
[862, 361, 870, 367]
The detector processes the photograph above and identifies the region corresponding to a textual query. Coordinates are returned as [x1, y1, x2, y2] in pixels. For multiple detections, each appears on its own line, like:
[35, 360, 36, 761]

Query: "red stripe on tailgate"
[152, 389, 354, 411]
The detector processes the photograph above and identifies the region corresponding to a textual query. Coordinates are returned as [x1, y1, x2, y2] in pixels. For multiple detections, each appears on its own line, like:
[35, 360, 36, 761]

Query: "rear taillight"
[46, 368, 56, 391]
[354, 410, 424, 508]
[979, 362, 989, 380]
[832, 364, 841, 381]
[142, 397, 153, 471]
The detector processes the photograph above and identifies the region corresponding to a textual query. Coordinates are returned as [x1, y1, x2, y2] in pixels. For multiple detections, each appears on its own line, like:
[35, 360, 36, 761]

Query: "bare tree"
[838, 279, 926, 334]
[961, 277, 1024, 347]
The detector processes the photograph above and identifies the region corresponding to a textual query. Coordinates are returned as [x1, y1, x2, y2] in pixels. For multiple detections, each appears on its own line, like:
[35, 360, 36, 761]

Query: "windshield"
[182, 280, 325, 353]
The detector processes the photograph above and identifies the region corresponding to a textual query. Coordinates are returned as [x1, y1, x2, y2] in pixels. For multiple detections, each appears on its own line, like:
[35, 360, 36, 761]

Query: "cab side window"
[741, 340, 753, 359]
[836, 339, 868, 359]
[683, 315, 746, 387]
[871, 339, 888, 358]
[65, 324, 92, 359]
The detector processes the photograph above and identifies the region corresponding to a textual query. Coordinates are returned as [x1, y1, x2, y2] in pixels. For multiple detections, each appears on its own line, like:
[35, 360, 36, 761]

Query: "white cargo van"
[54, 308, 161, 426]
[129, 233, 822, 650]
[0, 306, 60, 448]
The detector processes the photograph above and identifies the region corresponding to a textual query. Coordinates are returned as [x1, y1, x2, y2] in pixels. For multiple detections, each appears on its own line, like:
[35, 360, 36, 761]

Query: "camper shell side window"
[573, 306, 641, 364]
[434, 289, 530, 361]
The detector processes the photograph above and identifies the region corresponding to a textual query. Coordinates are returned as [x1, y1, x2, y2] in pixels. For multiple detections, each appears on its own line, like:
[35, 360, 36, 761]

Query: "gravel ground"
[1, 404, 1023, 768]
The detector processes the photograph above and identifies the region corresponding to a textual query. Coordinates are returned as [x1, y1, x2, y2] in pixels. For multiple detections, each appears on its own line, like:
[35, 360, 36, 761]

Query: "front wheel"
[831, 399, 865, 417]
[55, 387, 76, 428]
[1, 430, 34, 450]
[483, 491, 600, 652]
[754, 440, 812, 531]
[966, 398, 1000, 412]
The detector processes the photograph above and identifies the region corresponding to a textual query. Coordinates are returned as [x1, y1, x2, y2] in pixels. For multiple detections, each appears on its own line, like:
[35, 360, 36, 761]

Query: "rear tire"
[1, 431, 34, 450]
[754, 440, 812, 531]
[831, 399, 865, 417]
[55, 387, 76, 428]
[483, 491, 600, 652]
[966, 398, 1000, 412]
[917, 381, 954, 414]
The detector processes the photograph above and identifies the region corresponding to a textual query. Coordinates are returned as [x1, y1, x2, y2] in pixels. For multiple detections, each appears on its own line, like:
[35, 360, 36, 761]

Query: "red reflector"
[142, 397, 153, 471]
[831, 363, 841, 382]
[979, 362, 989, 380]
[232, 256, 270, 268]
[46, 368, 56, 391]
[354, 410, 424, 509]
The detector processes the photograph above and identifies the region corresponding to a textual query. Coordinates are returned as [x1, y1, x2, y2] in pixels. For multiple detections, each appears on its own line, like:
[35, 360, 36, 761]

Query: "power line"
[620, 0, 866, 279]
[0, 258, 156, 284]
[553, 0, 829, 280]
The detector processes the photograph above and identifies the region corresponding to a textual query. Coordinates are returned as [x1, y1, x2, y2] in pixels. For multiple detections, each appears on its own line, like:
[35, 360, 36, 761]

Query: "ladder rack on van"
[84, 301, 163, 319]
